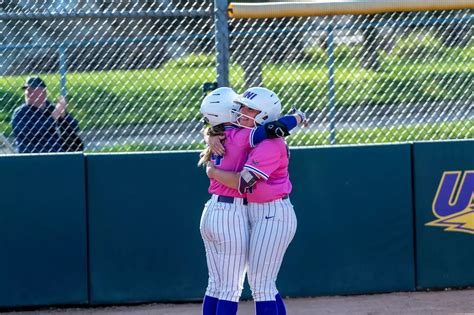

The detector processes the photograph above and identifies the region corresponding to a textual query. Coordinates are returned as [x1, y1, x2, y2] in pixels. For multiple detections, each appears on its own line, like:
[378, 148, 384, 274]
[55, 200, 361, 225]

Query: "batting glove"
[291, 107, 306, 125]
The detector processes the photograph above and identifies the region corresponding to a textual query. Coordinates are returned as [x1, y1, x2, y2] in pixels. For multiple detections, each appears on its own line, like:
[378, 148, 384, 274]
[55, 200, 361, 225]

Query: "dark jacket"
[11, 102, 83, 153]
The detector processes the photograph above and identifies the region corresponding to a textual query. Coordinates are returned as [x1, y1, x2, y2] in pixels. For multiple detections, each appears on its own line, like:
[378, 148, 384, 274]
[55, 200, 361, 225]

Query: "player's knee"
[218, 289, 242, 302]
[205, 288, 220, 299]
[251, 289, 277, 302]
[249, 281, 277, 302]
[205, 278, 221, 298]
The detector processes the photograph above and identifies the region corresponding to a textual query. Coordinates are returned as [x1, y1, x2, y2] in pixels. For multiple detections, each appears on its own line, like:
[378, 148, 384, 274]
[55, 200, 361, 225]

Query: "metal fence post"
[326, 21, 336, 145]
[58, 45, 67, 96]
[214, 0, 230, 87]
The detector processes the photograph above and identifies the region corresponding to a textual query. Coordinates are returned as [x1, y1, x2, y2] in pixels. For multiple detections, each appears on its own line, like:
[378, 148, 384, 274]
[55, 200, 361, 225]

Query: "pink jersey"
[208, 126, 252, 197]
[243, 138, 292, 203]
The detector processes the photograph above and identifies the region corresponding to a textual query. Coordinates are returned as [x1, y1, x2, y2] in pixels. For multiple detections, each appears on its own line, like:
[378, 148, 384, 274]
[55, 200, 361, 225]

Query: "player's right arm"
[207, 109, 307, 155]
[250, 109, 306, 147]
[206, 161, 259, 194]
[206, 161, 240, 190]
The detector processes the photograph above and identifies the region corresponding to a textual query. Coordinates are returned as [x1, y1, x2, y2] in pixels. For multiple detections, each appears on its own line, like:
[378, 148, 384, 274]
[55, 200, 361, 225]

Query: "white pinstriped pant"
[247, 198, 297, 301]
[200, 194, 249, 302]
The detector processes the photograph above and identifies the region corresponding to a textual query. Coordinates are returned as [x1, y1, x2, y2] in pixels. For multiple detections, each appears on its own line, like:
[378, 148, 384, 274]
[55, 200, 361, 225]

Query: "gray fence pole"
[214, 0, 230, 87]
[58, 46, 67, 96]
[327, 22, 336, 145]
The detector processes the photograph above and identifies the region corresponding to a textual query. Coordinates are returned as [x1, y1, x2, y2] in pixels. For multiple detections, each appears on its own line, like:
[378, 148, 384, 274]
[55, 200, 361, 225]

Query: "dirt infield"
[5, 289, 474, 315]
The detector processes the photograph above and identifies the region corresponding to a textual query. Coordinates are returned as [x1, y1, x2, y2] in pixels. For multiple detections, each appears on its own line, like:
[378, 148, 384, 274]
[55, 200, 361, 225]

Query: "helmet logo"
[243, 91, 257, 100]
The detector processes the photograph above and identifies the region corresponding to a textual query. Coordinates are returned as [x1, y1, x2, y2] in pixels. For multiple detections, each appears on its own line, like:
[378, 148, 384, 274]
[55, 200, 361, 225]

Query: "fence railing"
[0, 1, 472, 153]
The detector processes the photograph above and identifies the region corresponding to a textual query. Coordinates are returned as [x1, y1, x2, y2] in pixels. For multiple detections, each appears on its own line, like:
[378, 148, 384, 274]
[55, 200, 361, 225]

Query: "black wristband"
[265, 121, 290, 138]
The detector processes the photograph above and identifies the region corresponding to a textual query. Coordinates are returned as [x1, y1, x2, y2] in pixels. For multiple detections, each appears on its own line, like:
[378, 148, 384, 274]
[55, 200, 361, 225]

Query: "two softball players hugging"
[198, 86, 306, 315]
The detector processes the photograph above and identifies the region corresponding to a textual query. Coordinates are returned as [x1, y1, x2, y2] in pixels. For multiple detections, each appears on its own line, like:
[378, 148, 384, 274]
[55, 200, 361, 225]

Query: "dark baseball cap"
[22, 76, 47, 89]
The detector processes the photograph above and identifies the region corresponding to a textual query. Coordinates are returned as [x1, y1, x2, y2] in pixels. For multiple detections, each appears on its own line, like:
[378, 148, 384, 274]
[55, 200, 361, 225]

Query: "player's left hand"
[206, 161, 216, 178]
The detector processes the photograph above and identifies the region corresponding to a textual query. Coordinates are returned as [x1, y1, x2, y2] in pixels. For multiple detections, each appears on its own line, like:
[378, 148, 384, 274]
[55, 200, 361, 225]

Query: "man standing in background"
[11, 76, 83, 153]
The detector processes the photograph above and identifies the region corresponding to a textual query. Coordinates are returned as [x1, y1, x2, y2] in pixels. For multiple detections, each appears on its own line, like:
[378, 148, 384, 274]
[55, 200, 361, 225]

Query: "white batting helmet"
[200, 87, 239, 126]
[234, 87, 282, 125]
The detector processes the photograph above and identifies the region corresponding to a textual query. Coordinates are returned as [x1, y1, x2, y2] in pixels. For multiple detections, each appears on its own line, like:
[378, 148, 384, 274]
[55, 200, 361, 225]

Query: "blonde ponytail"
[198, 124, 226, 166]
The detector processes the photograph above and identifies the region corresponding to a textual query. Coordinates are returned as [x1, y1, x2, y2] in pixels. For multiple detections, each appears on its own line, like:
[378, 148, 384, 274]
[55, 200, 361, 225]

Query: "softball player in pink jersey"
[206, 87, 300, 315]
[199, 87, 303, 315]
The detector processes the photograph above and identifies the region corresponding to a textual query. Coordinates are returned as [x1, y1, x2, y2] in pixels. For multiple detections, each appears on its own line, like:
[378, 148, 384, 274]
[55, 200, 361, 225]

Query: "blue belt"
[217, 195, 248, 205]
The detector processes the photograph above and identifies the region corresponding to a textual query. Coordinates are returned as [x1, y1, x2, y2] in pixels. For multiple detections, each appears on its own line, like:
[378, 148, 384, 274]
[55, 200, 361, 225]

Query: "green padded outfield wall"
[0, 154, 88, 308]
[413, 140, 474, 289]
[86, 152, 210, 304]
[87, 144, 415, 304]
[279, 144, 416, 296]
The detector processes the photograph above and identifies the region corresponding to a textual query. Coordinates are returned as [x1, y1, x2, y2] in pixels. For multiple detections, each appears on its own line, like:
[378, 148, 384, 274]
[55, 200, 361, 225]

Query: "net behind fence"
[0, 1, 472, 153]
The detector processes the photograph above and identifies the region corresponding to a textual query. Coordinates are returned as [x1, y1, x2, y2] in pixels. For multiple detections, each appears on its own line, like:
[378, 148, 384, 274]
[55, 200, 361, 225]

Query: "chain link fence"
[0, 1, 472, 153]
[230, 9, 473, 146]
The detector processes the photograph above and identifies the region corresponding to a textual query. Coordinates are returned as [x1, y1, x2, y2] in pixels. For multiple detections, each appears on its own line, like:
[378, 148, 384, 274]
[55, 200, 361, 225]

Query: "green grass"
[288, 120, 474, 146]
[90, 119, 473, 153]
[92, 142, 206, 153]
[1, 64, 218, 127]
[0, 44, 472, 140]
